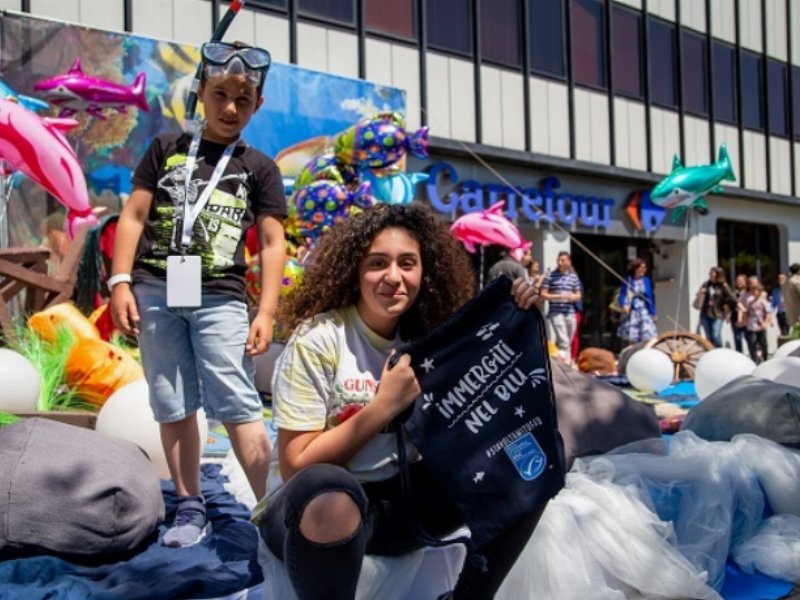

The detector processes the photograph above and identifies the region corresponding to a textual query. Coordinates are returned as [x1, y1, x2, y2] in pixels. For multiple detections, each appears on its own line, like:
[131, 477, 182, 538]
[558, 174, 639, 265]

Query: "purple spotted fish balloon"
[333, 112, 429, 169]
[296, 179, 372, 238]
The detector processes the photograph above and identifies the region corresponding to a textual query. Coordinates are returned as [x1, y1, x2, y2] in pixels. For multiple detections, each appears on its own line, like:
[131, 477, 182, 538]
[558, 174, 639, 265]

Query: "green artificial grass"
[5, 323, 94, 412]
[0, 411, 20, 427]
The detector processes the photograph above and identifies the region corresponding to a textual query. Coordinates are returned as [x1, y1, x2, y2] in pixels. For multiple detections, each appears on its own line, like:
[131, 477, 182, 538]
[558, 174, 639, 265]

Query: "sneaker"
[162, 495, 210, 548]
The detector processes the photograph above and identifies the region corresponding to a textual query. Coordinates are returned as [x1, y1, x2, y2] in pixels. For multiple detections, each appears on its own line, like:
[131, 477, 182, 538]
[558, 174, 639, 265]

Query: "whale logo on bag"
[505, 432, 547, 481]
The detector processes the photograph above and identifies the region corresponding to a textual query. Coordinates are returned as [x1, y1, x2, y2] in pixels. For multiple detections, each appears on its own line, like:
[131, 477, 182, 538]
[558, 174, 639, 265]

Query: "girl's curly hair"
[279, 202, 476, 340]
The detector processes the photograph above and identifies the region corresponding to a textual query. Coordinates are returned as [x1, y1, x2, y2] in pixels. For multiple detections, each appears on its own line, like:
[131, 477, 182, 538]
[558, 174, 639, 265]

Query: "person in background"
[519, 248, 533, 272]
[730, 273, 748, 353]
[740, 276, 772, 363]
[488, 249, 527, 282]
[782, 263, 800, 332]
[617, 258, 657, 346]
[693, 267, 737, 348]
[540, 251, 582, 362]
[528, 258, 544, 288]
[110, 42, 284, 547]
[772, 273, 788, 336]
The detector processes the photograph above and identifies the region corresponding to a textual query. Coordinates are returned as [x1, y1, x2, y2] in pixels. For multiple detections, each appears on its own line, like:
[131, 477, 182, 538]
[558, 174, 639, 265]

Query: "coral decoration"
[64, 337, 144, 407]
[28, 302, 100, 344]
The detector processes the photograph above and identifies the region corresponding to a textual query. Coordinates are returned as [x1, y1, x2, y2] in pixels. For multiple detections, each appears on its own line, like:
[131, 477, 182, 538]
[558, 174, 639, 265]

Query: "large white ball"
[694, 349, 756, 400]
[751, 356, 800, 388]
[0, 348, 41, 411]
[95, 380, 208, 479]
[254, 342, 285, 393]
[772, 339, 800, 359]
[626, 348, 674, 393]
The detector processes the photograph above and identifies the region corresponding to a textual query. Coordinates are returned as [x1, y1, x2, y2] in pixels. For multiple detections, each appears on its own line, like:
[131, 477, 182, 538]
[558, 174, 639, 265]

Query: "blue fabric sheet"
[0, 464, 262, 600]
[721, 563, 794, 600]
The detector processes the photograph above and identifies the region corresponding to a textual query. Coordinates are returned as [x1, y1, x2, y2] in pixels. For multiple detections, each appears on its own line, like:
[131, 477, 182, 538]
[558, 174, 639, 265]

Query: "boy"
[110, 42, 286, 547]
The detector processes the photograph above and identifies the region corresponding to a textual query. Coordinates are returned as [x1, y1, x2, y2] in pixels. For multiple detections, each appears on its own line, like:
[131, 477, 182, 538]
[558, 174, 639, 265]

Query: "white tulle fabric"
[497, 431, 800, 599]
[219, 431, 800, 599]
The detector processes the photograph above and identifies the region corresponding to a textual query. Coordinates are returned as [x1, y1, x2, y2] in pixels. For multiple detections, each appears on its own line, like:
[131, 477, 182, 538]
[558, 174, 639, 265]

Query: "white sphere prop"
[95, 380, 208, 479]
[626, 348, 674, 393]
[694, 349, 757, 400]
[0, 348, 41, 411]
[751, 356, 800, 389]
[254, 342, 285, 393]
[772, 339, 800, 359]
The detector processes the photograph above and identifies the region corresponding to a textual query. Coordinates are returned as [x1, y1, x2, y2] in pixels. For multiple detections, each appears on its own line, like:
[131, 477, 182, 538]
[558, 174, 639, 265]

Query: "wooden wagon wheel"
[645, 330, 714, 382]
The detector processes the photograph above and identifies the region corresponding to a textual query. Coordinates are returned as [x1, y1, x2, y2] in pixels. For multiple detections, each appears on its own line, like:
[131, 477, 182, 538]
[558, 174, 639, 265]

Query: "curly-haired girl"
[257, 202, 541, 600]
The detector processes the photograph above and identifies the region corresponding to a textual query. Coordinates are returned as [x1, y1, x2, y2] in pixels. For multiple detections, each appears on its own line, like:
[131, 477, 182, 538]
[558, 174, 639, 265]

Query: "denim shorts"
[133, 280, 263, 424]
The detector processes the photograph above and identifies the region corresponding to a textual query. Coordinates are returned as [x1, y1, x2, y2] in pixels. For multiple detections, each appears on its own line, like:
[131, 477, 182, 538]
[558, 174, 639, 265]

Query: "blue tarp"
[0, 464, 261, 600]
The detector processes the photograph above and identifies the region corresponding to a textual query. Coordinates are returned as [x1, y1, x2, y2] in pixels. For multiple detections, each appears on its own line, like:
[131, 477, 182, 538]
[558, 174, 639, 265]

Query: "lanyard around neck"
[180, 129, 237, 248]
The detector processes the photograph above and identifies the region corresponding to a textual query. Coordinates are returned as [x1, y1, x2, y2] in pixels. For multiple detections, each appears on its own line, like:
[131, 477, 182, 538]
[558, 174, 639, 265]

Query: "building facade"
[6, 0, 800, 351]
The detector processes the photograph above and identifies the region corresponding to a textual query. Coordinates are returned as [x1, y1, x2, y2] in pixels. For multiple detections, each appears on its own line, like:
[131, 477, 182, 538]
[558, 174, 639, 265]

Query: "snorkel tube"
[184, 0, 245, 132]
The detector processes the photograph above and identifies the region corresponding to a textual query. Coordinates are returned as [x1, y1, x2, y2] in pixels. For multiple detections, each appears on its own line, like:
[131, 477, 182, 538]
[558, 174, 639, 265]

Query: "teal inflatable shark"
[651, 144, 736, 222]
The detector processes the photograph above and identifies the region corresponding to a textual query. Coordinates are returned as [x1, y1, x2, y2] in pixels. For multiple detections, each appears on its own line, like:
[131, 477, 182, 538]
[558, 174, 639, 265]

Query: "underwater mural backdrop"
[0, 11, 405, 249]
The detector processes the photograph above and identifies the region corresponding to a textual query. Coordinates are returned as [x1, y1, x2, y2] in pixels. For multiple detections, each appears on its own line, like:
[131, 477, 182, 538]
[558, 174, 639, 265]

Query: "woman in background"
[617, 258, 657, 346]
[740, 276, 772, 363]
[694, 267, 737, 348]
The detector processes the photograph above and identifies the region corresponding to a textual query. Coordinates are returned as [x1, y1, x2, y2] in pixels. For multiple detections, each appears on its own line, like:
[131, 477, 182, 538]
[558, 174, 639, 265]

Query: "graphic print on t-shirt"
[140, 151, 251, 276]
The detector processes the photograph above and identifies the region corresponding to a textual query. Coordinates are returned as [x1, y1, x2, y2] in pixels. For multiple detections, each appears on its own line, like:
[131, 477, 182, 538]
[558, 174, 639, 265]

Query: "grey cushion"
[551, 359, 661, 469]
[0, 418, 164, 556]
[681, 375, 800, 448]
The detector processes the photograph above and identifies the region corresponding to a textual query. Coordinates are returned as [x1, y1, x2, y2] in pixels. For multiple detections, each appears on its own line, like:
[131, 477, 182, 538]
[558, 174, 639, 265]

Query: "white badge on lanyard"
[167, 128, 237, 307]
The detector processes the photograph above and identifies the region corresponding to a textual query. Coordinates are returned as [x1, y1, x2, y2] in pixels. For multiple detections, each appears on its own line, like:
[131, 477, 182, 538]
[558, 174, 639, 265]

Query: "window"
[713, 41, 737, 124]
[427, 0, 472, 55]
[298, 0, 355, 25]
[480, 0, 520, 67]
[682, 30, 707, 116]
[529, 0, 565, 78]
[246, 0, 287, 9]
[767, 59, 788, 137]
[648, 18, 677, 108]
[365, 0, 416, 40]
[717, 220, 779, 291]
[612, 4, 642, 99]
[793, 67, 800, 140]
[740, 51, 764, 130]
[572, 0, 606, 89]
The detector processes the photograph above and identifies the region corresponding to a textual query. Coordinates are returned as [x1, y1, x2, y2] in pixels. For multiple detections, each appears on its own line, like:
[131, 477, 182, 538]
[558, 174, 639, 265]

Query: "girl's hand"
[511, 277, 540, 309]
[110, 285, 140, 335]
[375, 352, 420, 419]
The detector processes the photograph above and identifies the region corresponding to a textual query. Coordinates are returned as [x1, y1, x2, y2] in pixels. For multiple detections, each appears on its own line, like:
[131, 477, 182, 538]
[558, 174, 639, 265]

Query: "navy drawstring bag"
[392, 276, 565, 556]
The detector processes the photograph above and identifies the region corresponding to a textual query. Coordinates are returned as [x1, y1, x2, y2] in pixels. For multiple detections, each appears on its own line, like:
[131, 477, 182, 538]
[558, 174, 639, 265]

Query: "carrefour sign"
[425, 162, 617, 228]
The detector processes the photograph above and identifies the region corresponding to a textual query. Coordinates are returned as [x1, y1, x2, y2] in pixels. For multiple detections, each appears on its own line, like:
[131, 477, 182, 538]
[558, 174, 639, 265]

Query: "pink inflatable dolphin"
[450, 201, 531, 260]
[34, 58, 149, 119]
[0, 98, 97, 237]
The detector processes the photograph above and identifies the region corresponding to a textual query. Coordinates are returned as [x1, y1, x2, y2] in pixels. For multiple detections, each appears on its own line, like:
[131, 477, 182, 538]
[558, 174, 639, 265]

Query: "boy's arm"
[110, 187, 153, 335]
[247, 214, 286, 355]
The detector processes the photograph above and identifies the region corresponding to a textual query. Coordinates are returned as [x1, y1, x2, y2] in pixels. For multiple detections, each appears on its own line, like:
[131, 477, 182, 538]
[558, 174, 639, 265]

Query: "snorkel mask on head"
[201, 42, 271, 90]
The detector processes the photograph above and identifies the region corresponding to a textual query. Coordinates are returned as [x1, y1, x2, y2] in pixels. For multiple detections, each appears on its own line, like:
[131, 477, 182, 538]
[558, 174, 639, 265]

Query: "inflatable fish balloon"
[0, 78, 49, 112]
[651, 144, 735, 222]
[361, 167, 428, 206]
[294, 151, 356, 190]
[34, 58, 149, 119]
[295, 180, 372, 238]
[333, 112, 429, 169]
[0, 98, 97, 237]
[450, 201, 531, 260]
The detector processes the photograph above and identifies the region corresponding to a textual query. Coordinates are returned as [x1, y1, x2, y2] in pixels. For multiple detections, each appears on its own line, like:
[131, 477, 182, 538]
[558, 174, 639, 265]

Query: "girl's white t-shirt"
[269, 304, 419, 490]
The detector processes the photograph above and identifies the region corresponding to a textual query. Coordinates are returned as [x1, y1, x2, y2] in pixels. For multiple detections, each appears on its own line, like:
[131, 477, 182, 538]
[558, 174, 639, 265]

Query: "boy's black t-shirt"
[131, 132, 287, 302]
